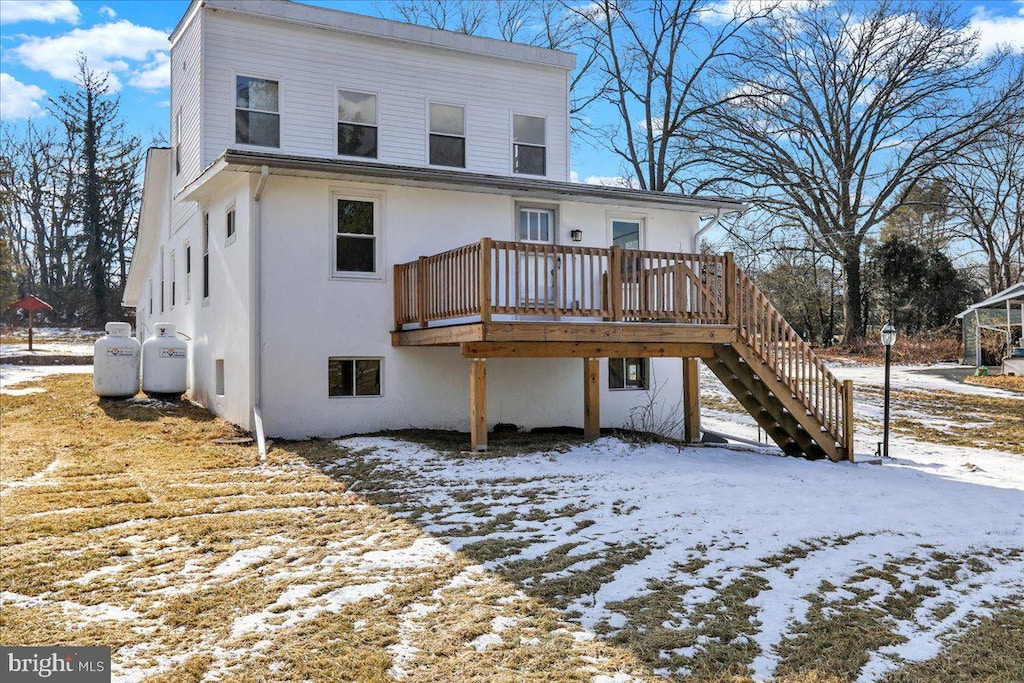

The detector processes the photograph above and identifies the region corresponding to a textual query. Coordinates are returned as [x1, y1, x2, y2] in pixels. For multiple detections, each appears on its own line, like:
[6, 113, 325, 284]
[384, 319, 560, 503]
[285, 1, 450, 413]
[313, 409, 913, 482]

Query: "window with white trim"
[235, 76, 279, 147]
[333, 195, 379, 276]
[338, 90, 377, 158]
[170, 250, 176, 308]
[513, 114, 545, 175]
[159, 248, 165, 313]
[609, 357, 648, 390]
[184, 242, 191, 303]
[202, 212, 210, 299]
[226, 206, 236, 243]
[328, 358, 382, 397]
[174, 108, 181, 175]
[148, 279, 153, 315]
[429, 102, 465, 168]
[612, 218, 642, 250]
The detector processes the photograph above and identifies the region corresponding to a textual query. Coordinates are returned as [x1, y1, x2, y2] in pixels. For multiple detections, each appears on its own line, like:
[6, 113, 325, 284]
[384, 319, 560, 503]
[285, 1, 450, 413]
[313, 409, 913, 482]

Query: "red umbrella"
[7, 295, 54, 351]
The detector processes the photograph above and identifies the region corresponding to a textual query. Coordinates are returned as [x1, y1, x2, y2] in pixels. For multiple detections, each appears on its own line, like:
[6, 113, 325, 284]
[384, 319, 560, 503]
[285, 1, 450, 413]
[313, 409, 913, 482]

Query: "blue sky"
[1, 0, 1023, 180]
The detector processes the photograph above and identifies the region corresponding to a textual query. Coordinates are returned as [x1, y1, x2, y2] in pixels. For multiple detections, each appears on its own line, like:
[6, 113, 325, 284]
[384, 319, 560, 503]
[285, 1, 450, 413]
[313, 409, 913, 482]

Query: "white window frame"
[511, 112, 547, 177]
[426, 100, 467, 169]
[233, 72, 282, 150]
[329, 188, 385, 281]
[184, 240, 192, 303]
[174, 108, 182, 176]
[148, 279, 153, 316]
[159, 247, 165, 313]
[335, 87, 379, 160]
[170, 250, 176, 309]
[609, 357, 650, 391]
[202, 211, 211, 305]
[607, 212, 646, 250]
[514, 201, 559, 244]
[225, 203, 237, 247]
[328, 356, 384, 398]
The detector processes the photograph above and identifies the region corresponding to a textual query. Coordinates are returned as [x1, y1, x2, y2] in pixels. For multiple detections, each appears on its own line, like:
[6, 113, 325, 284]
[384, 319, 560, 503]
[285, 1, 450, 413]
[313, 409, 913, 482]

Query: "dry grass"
[966, 374, 1024, 394]
[816, 331, 961, 366]
[0, 375, 658, 682]
[3, 374, 1022, 682]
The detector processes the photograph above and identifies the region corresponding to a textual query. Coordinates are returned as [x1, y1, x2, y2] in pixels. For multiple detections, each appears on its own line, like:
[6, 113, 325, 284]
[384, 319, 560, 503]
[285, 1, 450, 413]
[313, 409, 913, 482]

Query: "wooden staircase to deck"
[392, 239, 854, 461]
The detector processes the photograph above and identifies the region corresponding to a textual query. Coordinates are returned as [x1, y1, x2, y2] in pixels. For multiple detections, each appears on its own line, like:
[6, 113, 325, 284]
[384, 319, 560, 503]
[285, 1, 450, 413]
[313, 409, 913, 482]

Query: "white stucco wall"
[254, 174, 702, 439]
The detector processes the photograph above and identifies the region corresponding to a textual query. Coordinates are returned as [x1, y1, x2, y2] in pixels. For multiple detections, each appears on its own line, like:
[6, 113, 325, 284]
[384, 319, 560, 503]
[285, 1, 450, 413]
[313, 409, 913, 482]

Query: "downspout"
[251, 165, 269, 462]
[692, 208, 723, 253]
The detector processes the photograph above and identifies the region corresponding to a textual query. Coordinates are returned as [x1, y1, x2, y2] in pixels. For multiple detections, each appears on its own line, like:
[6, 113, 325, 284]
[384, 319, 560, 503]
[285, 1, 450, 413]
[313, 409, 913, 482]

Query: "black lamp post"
[880, 322, 897, 459]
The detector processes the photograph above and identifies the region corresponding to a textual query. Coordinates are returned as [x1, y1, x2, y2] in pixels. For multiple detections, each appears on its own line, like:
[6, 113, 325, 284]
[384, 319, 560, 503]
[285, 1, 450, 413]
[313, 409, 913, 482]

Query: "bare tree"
[703, 0, 1024, 342]
[567, 0, 771, 191]
[940, 123, 1024, 296]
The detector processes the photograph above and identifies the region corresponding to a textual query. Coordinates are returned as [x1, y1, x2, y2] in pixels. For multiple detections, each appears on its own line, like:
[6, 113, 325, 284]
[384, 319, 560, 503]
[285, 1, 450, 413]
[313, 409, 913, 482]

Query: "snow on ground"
[0, 363, 93, 394]
[330, 362, 1024, 681]
[829, 362, 1018, 399]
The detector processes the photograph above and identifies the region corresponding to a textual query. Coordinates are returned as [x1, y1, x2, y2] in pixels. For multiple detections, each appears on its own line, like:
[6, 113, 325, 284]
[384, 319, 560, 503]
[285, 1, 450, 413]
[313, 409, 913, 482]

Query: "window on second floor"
[226, 206, 236, 244]
[513, 114, 545, 175]
[429, 102, 465, 168]
[174, 108, 181, 176]
[338, 90, 377, 158]
[235, 76, 279, 147]
[202, 212, 210, 300]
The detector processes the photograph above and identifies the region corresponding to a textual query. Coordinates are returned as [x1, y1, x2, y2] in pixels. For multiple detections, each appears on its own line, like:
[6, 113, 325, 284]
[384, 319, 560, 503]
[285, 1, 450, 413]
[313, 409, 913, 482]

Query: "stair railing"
[732, 266, 854, 458]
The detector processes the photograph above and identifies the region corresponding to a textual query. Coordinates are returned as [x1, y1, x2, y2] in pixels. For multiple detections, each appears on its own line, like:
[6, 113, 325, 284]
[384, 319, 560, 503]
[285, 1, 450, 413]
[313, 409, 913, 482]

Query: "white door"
[517, 207, 558, 311]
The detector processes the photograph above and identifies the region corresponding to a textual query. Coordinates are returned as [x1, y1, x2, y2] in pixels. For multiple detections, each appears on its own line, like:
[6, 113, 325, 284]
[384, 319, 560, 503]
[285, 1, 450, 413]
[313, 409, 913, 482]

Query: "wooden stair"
[714, 271, 854, 462]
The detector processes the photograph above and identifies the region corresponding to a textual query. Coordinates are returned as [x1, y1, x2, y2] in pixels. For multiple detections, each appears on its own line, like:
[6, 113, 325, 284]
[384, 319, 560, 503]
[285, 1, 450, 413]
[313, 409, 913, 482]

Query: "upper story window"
[333, 194, 380, 277]
[235, 76, 279, 147]
[429, 103, 465, 168]
[513, 114, 545, 175]
[202, 212, 211, 300]
[226, 206, 236, 244]
[174, 108, 181, 175]
[338, 90, 377, 158]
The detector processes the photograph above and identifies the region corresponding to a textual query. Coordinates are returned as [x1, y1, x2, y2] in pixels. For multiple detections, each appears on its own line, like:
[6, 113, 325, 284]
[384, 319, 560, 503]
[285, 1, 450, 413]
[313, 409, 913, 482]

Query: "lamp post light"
[880, 322, 897, 459]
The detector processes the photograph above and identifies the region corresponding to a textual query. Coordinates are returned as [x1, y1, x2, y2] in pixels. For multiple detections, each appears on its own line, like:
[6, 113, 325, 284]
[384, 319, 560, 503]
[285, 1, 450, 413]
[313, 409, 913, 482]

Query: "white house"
[124, 0, 854, 461]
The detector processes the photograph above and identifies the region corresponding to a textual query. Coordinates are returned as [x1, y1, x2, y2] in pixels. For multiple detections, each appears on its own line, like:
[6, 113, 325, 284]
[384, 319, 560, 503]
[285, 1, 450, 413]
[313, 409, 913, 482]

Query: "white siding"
[170, 9, 203, 195]
[256, 175, 701, 439]
[200, 9, 570, 179]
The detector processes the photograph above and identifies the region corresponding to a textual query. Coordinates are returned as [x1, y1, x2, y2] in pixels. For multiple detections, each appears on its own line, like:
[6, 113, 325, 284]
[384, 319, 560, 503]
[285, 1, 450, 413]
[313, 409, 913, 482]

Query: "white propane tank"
[142, 322, 188, 398]
[93, 322, 141, 398]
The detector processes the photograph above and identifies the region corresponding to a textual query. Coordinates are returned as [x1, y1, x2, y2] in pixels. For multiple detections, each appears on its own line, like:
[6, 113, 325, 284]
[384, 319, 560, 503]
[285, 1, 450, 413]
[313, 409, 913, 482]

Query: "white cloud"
[0, 0, 79, 25]
[9, 20, 169, 92]
[99, 5, 116, 18]
[707, 0, 822, 23]
[570, 170, 637, 188]
[128, 52, 170, 91]
[969, 6, 1024, 55]
[0, 73, 47, 119]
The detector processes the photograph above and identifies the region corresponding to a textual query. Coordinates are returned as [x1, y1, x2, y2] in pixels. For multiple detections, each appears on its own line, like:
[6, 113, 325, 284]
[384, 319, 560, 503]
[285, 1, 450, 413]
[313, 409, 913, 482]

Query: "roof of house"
[123, 148, 172, 307]
[181, 149, 748, 213]
[172, 0, 576, 70]
[955, 282, 1024, 318]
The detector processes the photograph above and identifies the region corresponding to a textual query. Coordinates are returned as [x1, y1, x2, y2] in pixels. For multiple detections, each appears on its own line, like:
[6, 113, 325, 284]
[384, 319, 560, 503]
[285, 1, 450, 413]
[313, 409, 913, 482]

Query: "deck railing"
[734, 270, 853, 457]
[394, 238, 730, 327]
[394, 238, 852, 457]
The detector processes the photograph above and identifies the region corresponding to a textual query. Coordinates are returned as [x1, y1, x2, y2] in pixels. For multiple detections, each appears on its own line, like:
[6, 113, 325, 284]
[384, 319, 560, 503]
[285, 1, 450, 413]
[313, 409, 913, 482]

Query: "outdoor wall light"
[570, 229, 583, 242]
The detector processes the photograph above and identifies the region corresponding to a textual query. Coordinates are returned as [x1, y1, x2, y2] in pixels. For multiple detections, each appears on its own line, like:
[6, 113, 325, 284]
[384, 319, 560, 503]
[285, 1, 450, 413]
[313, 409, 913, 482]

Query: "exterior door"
[517, 207, 558, 311]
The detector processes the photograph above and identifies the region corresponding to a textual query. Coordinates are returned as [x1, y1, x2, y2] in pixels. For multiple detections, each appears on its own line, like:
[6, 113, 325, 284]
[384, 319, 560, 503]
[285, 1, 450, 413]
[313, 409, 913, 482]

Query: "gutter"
[693, 209, 723, 253]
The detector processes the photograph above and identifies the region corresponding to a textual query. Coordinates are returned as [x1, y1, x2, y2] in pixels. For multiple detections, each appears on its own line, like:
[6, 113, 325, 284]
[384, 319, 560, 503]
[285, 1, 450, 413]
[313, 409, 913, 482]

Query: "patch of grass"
[882, 605, 1024, 683]
[966, 374, 1024, 394]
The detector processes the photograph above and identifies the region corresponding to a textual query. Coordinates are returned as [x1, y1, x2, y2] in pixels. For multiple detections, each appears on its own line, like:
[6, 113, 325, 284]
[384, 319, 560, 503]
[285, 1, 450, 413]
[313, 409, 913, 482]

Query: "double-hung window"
[513, 114, 545, 175]
[338, 90, 377, 158]
[184, 243, 192, 303]
[609, 358, 648, 390]
[333, 195, 379, 276]
[235, 76, 280, 147]
[429, 103, 465, 168]
[202, 212, 210, 300]
[328, 358, 382, 397]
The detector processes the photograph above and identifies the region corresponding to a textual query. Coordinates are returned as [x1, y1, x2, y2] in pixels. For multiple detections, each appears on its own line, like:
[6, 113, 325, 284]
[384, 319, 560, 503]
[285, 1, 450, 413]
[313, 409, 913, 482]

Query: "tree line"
[1, 59, 144, 327]
[395, 0, 1023, 344]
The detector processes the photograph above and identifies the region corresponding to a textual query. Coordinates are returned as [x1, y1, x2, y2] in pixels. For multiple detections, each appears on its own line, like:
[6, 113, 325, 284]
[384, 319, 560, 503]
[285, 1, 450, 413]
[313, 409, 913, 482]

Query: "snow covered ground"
[4, 360, 1021, 681]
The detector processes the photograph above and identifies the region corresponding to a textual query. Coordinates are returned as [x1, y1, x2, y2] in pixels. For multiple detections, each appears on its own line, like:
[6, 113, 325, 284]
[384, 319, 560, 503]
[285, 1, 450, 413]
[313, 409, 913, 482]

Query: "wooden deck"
[391, 239, 854, 461]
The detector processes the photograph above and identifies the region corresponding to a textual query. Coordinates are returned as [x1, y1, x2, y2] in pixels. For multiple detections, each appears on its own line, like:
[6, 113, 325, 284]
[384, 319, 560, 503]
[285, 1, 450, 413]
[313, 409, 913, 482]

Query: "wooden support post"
[609, 246, 622, 321]
[28, 309, 34, 351]
[417, 256, 428, 328]
[479, 237, 492, 324]
[843, 379, 854, 462]
[583, 357, 600, 441]
[724, 251, 736, 326]
[470, 359, 487, 451]
[683, 357, 701, 442]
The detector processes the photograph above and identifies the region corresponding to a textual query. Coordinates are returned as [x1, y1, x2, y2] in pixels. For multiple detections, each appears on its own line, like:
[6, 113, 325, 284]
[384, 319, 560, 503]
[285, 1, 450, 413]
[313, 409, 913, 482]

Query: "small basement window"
[215, 359, 225, 396]
[328, 358, 381, 397]
[609, 357, 648, 390]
